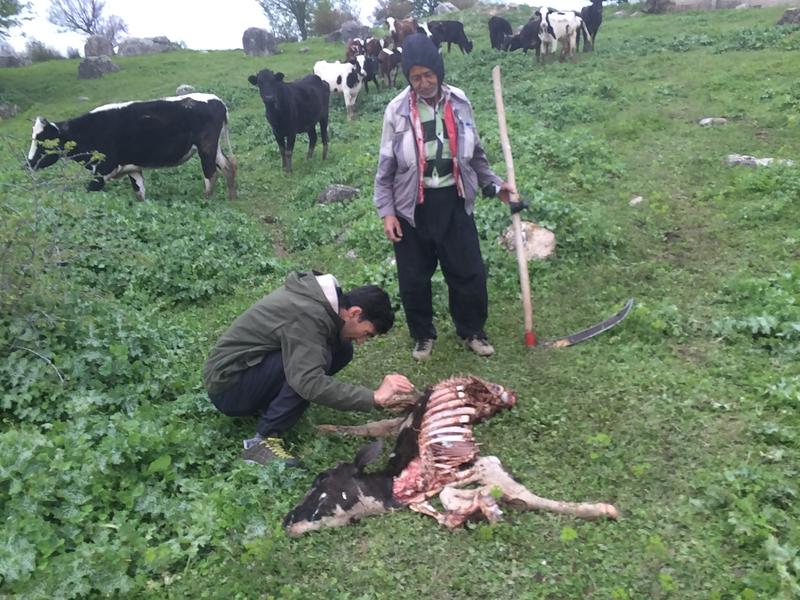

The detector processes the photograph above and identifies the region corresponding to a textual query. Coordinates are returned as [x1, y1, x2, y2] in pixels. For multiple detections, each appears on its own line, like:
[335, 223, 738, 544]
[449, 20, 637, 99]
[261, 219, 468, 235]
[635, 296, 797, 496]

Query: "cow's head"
[248, 69, 285, 106]
[284, 441, 397, 536]
[464, 39, 474, 53]
[27, 117, 62, 170]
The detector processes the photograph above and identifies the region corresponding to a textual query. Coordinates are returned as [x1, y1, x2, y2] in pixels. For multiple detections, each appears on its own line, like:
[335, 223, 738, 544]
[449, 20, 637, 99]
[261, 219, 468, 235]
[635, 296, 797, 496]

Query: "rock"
[325, 30, 342, 43]
[118, 37, 174, 56]
[317, 184, 359, 204]
[340, 20, 372, 42]
[175, 84, 195, 95]
[614, 10, 626, 15]
[434, 2, 459, 14]
[629, 195, 644, 206]
[84, 35, 114, 57]
[77, 96, 90, 102]
[345, 249, 358, 259]
[698, 117, 728, 126]
[500, 222, 556, 261]
[242, 27, 279, 56]
[725, 154, 796, 167]
[299, 47, 310, 53]
[735, 3, 752, 8]
[777, 7, 800, 25]
[77, 56, 120, 79]
[0, 101, 19, 119]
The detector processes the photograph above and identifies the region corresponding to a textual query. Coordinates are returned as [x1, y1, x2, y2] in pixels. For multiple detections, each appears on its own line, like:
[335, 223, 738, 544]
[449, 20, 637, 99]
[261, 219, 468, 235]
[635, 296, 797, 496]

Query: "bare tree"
[97, 14, 127, 45]
[255, 0, 315, 41]
[48, 0, 104, 35]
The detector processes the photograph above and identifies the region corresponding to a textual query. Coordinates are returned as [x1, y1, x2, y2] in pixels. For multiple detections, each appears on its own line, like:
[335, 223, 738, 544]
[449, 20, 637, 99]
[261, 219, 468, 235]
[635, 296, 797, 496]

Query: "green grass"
[1, 3, 799, 598]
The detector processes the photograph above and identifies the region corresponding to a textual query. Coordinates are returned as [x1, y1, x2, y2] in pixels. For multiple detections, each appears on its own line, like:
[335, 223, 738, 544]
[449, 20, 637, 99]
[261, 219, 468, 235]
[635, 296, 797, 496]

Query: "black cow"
[506, 16, 542, 56]
[578, 0, 603, 51]
[26, 93, 237, 201]
[488, 16, 513, 50]
[426, 20, 473, 54]
[248, 69, 330, 173]
[362, 55, 380, 93]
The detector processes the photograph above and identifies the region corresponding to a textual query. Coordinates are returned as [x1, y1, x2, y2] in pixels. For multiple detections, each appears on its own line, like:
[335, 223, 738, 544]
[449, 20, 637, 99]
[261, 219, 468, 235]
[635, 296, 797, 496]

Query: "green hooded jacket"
[203, 272, 375, 412]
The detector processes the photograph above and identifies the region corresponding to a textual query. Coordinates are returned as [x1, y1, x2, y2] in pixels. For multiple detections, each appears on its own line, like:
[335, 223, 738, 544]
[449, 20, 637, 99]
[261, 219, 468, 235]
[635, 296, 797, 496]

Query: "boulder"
[777, 7, 800, 25]
[340, 20, 372, 41]
[84, 35, 113, 57]
[325, 30, 343, 43]
[698, 117, 728, 126]
[0, 101, 20, 119]
[118, 37, 174, 56]
[175, 84, 195, 95]
[434, 2, 459, 14]
[77, 56, 120, 79]
[317, 184, 359, 204]
[500, 222, 556, 261]
[725, 154, 796, 168]
[242, 27, 279, 56]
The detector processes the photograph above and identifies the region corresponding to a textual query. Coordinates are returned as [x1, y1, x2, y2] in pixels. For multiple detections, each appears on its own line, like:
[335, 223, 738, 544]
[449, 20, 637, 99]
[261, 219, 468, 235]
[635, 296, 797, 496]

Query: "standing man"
[374, 33, 515, 361]
[203, 271, 415, 466]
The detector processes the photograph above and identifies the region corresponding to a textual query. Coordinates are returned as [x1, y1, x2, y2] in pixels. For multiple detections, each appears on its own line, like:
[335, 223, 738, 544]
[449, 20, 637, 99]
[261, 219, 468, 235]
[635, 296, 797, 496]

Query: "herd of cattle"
[26, 6, 605, 198]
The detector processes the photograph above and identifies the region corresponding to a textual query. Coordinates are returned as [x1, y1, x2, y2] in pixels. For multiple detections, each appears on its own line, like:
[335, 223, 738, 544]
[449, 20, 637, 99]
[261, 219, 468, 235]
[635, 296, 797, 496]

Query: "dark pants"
[209, 340, 354, 437]
[393, 185, 488, 341]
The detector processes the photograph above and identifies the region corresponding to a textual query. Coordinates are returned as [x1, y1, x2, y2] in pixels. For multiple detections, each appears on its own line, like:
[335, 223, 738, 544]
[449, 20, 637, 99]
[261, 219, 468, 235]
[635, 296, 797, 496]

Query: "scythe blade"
[540, 298, 634, 349]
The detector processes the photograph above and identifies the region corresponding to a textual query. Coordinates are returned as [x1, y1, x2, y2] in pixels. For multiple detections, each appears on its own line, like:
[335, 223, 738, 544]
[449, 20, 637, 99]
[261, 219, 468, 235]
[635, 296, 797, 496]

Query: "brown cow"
[386, 16, 418, 48]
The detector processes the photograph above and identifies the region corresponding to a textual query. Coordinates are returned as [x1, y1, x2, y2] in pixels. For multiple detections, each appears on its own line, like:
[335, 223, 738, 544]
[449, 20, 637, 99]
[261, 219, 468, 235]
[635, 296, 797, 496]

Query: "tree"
[48, 0, 128, 43]
[1, 0, 29, 38]
[410, 0, 437, 17]
[256, 0, 315, 41]
[372, 0, 414, 24]
[313, 0, 356, 35]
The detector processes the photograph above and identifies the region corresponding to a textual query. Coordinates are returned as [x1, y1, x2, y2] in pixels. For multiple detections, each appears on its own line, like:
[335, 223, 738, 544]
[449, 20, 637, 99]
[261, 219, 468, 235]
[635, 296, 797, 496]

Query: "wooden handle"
[492, 66, 535, 346]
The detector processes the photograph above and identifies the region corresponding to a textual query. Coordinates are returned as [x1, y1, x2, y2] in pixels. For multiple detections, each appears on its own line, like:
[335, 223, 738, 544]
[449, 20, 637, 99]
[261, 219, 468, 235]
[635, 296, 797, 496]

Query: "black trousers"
[209, 340, 354, 437]
[393, 186, 488, 341]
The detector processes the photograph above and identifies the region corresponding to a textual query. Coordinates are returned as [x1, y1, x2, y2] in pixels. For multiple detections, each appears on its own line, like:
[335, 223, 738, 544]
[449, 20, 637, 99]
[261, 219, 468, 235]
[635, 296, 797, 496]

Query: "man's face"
[409, 65, 439, 100]
[340, 307, 377, 345]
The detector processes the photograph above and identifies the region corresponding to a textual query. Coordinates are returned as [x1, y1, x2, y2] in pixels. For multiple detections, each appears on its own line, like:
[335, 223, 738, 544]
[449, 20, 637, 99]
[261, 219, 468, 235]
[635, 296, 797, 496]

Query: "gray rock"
[698, 117, 728, 126]
[340, 20, 372, 42]
[118, 37, 173, 56]
[0, 101, 19, 119]
[317, 184, 359, 204]
[434, 2, 459, 14]
[77, 96, 90, 102]
[299, 47, 310, 53]
[726, 153, 796, 167]
[777, 7, 800, 25]
[77, 56, 120, 79]
[345, 249, 358, 259]
[325, 30, 343, 43]
[84, 35, 114, 57]
[242, 27, 279, 56]
[175, 84, 195, 95]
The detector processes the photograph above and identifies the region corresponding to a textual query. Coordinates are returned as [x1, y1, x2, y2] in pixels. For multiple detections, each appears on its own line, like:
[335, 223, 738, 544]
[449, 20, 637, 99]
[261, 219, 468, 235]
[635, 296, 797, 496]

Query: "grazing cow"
[248, 70, 329, 173]
[426, 20, 474, 54]
[378, 47, 402, 87]
[506, 15, 542, 55]
[578, 0, 603, 51]
[314, 57, 367, 120]
[284, 376, 619, 536]
[26, 93, 237, 201]
[538, 8, 591, 61]
[488, 16, 513, 50]
[386, 16, 418, 48]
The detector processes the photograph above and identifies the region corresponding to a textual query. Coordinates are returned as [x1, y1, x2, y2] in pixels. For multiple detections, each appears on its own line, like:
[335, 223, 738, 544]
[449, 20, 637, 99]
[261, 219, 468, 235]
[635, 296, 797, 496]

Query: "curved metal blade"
[540, 298, 634, 349]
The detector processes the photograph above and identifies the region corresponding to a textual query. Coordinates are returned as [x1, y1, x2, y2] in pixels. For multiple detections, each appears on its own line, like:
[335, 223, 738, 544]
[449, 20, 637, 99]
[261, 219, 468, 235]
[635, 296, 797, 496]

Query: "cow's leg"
[128, 171, 145, 201]
[439, 486, 503, 528]
[87, 175, 106, 192]
[320, 117, 329, 160]
[307, 127, 317, 160]
[317, 416, 408, 438]
[473, 456, 619, 520]
[198, 147, 220, 199]
[285, 134, 295, 173]
[273, 133, 288, 171]
[345, 95, 355, 121]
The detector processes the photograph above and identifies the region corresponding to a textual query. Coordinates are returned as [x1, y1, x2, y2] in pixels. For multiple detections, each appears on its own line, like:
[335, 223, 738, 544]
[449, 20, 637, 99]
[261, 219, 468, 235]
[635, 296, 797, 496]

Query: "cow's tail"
[581, 19, 592, 48]
[219, 108, 237, 199]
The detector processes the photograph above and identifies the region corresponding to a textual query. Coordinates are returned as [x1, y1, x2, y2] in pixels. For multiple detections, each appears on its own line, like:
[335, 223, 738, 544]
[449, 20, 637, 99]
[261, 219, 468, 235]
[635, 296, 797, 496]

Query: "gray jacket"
[373, 84, 503, 227]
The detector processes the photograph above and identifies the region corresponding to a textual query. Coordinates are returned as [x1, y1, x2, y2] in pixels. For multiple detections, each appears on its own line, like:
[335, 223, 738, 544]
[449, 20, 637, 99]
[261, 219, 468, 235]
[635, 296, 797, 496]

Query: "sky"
[6, 0, 590, 55]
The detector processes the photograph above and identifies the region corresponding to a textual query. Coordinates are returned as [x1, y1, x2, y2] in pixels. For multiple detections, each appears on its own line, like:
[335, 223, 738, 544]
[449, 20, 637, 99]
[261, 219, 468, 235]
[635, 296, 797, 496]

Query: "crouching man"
[203, 271, 414, 466]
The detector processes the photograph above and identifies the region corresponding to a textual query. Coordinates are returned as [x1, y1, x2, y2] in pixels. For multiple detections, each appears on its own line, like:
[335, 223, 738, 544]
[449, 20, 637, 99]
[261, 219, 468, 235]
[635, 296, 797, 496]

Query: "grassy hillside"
[1, 4, 799, 598]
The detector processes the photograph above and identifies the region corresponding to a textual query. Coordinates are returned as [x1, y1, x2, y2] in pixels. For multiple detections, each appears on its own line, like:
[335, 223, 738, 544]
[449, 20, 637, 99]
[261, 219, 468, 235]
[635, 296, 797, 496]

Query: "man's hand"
[497, 181, 517, 204]
[374, 373, 416, 410]
[383, 215, 403, 242]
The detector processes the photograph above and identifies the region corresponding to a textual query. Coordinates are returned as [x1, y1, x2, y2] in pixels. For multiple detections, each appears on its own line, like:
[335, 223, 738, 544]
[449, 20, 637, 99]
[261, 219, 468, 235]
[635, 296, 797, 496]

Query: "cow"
[506, 15, 542, 55]
[578, 0, 603, 51]
[26, 93, 237, 201]
[345, 37, 365, 62]
[284, 376, 619, 536]
[488, 16, 513, 50]
[426, 20, 474, 54]
[386, 16, 418, 48]
[314, 57, 368, 120]
[248, 70, 329, 173]
[538, 8, 591, 61]
[378, 47, 402, 87]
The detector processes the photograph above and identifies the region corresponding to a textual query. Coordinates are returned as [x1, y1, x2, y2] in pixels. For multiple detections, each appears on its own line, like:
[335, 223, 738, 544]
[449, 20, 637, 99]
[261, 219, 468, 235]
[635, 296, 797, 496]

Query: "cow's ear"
[275, 72, 285, 81]
[354, 441, 383, 471]
[248, 75, 258, 86]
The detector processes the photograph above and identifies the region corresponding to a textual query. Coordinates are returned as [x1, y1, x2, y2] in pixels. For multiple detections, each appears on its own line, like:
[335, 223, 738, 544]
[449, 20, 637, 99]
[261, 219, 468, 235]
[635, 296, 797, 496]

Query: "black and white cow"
[248, 69, 330, 173]
[314, 58, 368, 120]
[488, 16, 513, 50]
[26, 93, 237, 201]
[425, 20, 473, 54]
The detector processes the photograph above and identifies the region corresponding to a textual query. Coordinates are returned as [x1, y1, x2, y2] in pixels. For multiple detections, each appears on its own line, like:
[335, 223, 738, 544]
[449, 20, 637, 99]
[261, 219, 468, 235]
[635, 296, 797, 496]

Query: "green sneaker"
[242, 437, 301, 467]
